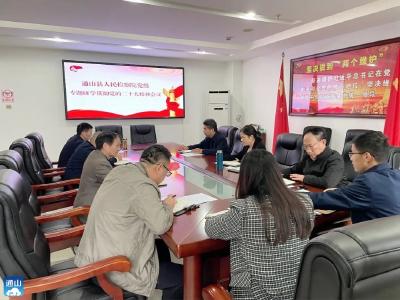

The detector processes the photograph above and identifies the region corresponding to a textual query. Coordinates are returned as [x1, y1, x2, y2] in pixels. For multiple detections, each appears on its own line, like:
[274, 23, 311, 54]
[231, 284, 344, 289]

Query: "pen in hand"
[164, 194, 177, 209]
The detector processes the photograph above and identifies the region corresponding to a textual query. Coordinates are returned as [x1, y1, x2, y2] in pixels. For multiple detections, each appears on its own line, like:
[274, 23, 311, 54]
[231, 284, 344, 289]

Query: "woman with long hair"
[205, 149, 314, 299]
[225, 124, 266, 161]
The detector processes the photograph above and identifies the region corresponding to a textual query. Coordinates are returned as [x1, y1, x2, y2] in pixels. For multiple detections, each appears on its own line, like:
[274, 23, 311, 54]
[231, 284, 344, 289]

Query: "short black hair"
[140, 144, 171, 164]
[303, 126, 327, 141]
[203, 119, 218, 132]
[77, 122, 93, 135]
[352, 131, 389, 163]
[95, 132, 119, 150]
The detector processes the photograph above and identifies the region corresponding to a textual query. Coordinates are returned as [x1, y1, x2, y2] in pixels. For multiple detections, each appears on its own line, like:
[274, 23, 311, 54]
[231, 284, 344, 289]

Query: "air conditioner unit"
[207, 91, 230, 126]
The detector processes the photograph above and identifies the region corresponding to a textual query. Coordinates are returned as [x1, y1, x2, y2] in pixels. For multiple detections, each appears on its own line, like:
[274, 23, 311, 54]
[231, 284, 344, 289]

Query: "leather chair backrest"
[295, 215, 400, 300]
[388, 147, 400, 170]
[218, 126, 238, 153]
[0, 150, 40, 216]
[130, 125, 157, 145]
[25, 132, 53, 169]
[231, 130, 244, 155]
[95, 125, 123, 138]
[274, 133, 303, 168]
[342, 129, 370, 182]
[303, 126, 332, 146]
[9, 138, 45, 185]
[0, 169, 50, 283]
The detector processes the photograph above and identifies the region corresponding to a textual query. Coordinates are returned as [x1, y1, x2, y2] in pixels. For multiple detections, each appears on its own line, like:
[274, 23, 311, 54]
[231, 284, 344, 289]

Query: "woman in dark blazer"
[205, 150, 314, 299]
[225, 124, 266, 161]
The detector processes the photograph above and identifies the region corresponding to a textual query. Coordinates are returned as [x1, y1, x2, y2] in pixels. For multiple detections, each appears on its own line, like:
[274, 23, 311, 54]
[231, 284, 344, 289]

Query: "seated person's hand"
[323, 188, 338, 192]
[289, 174, 305, 182]
[116, 152, 123, 161]
[192, 148, 203, 154]
[177, 145, 188, 151]
[164, 195, 177, 209]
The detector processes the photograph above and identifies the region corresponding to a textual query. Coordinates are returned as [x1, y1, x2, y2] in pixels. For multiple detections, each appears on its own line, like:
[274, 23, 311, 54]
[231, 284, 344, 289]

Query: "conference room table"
[124, 143, 349, 300]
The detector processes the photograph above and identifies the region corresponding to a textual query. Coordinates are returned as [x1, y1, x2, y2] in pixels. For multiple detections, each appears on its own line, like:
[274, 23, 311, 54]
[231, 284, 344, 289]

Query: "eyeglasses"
[161, 164, 172, 177]
[303, 142, 319, 150]
[348, 152, 366, 158]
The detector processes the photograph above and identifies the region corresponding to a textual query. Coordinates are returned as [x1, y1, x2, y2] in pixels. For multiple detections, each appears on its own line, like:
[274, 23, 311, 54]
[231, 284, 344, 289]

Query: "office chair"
[95, 125, 123, 138]
[388, 147, 400, 169]
[274, 133, 303, 169]
[203, 215, 400, 300]
[130, 125, 157, 145]
[218, 126, 238, 154]
[0, 169, 144, 300]
[341, 129, 370, 182]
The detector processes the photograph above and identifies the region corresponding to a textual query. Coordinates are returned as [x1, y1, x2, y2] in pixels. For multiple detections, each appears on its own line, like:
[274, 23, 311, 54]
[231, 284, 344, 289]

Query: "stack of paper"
[173, 193, 217, 213]
[178, 150, 192, 153]
[223, 160, 241, 167]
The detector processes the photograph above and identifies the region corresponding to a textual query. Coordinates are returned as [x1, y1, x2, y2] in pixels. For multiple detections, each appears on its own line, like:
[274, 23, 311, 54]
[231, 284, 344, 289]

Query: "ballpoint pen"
[174, 204, 200, 216]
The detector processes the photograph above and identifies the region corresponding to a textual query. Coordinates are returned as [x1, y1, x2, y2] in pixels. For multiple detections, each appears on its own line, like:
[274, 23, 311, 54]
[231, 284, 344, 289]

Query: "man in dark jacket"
[282, 127, 344, 188]
[63, 132, 100, 180]
[58, 123, 93, 167]
[178, 119, 229, 155]
[310, 131, 400, 223]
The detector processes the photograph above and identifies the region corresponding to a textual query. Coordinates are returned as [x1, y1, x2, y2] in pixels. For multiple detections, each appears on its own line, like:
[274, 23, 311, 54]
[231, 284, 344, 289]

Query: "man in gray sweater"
[282, 127, 344, 188]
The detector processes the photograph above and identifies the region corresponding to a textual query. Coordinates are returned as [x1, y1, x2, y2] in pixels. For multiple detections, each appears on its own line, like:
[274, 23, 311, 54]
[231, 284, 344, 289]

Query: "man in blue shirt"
[178, 119, 228, 155]
[310, 131, 400, 223]
[58, 123, 93, 167]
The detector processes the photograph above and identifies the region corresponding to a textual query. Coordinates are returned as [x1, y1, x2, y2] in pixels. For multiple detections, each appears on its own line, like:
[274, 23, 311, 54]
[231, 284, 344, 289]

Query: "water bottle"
[216, 150, 223, 171]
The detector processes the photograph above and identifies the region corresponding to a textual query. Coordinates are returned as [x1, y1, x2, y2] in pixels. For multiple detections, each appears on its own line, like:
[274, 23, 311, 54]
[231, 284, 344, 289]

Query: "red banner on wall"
[290, 40, 400, 117]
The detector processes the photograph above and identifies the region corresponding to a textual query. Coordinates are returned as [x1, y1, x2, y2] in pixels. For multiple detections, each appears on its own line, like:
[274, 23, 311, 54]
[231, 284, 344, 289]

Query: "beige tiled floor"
[1, 247, 182, 300]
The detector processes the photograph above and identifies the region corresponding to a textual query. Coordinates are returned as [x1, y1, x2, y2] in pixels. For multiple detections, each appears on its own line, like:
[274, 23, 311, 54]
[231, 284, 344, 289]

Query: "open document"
[173, 193, 217, 213]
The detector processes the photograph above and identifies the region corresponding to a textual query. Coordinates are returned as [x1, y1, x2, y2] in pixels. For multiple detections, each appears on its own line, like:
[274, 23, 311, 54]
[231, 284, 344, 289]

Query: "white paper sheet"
[223, 160, 241, 167]
[173, 193, 217, 213]
[178, 150, 192, 153]
[180, 152, 204, 157]
[283, 178, 295, 185]
[114, 160, 131, 166]
[226, 166, 240, 173]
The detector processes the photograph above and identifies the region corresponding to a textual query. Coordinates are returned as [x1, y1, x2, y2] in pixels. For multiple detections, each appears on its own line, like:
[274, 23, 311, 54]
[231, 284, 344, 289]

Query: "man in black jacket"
[178, 119, 229, 155]
[58, 123, 93, 167]
[282, 127, 344, 188]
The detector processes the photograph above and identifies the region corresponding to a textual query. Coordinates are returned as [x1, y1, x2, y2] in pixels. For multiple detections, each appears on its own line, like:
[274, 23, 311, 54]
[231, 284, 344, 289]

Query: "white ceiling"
[0, 0, 399, 60]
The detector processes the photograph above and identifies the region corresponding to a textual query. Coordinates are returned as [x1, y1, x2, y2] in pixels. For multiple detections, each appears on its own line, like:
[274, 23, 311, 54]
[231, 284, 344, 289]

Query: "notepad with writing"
[173, 193, 217, 213]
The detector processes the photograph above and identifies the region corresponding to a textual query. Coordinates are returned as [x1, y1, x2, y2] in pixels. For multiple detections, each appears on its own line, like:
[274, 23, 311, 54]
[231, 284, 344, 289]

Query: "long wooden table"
[125, 144, 349, 300]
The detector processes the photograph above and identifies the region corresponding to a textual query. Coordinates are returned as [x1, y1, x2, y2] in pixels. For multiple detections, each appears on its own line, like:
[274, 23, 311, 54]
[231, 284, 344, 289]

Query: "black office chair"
[8, 139, 79, 212]
[303, 126, 332, 146]
[388, 147, 400, 169]
[0, 150, 78, 231]
[342, 129, 370, 182]
[274, 133, 303, 170]
[230, 130, 243, 155]
[95, 125, 123, 138]
[130, 124, 157, 145]
[26, 132, 54, 169]
[203, 215, 400, 300]
[218, 126, 238, 154]
[0, 169, 143, 300]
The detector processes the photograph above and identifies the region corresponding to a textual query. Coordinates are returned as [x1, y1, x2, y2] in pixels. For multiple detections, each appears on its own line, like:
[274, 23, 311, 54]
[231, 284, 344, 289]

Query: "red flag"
[384, 48, 400, 146]
[272, 58, 289, 153]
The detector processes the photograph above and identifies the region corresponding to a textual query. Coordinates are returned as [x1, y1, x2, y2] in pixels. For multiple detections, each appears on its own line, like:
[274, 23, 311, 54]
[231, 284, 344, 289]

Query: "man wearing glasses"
[75, 144, 183, 299]
[310, 131, 400, 223]
[282, 127, 344, 188]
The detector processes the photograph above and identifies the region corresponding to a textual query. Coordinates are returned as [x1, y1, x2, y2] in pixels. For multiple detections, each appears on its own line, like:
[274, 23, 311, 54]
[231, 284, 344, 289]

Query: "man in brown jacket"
[74, 145, 182, 299]
[73, 132, 121, 208]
